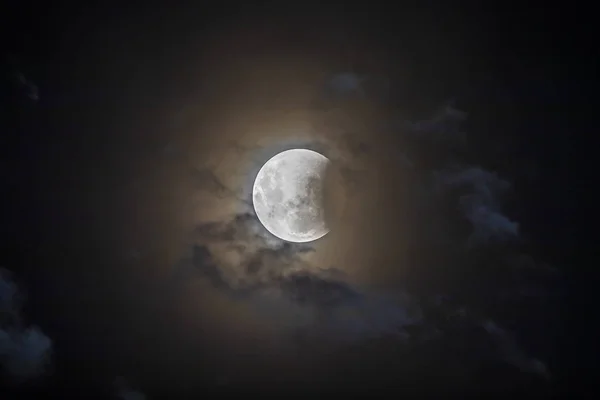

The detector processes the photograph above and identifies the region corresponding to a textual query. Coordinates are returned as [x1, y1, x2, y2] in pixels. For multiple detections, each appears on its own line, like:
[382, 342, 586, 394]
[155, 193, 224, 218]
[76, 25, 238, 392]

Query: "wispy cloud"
[114, 377, 146, 400]
[173, 212, 420, 344]
[13, 72, 39, 102]
[406, 100, 468, 145]
[326, 73, 366, 97]
[324, 73, 391, 101]
[419, 300, 551, 381]
[0, 269, 52, 380]
[435, 167, 519, 246]
[3, 57, 39, 103]
[481, 319, 550, 380]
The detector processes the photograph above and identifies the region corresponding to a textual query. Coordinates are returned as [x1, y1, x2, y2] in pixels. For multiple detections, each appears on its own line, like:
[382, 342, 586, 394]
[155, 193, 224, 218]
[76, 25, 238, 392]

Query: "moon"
[252, 149, 330, 243]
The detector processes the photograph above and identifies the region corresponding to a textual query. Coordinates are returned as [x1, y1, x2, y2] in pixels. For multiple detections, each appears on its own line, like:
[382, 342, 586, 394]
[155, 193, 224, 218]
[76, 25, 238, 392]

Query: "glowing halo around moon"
[252, 149, 330, 243]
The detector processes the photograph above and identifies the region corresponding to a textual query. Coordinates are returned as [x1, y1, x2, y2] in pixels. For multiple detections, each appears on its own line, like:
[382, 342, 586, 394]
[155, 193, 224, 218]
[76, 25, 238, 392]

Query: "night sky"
[1, 3, 584, 398]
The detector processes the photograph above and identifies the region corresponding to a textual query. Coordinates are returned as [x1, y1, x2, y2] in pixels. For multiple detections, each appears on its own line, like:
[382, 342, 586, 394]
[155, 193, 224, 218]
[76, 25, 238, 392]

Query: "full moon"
[252, 149, 330, 243]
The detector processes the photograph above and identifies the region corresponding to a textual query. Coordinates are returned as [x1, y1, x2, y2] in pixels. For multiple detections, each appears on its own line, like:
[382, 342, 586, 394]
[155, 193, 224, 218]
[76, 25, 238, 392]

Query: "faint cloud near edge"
[114, 377, 146, 400]
[435, 167, 520, 246]
[0, 268, 52, 381]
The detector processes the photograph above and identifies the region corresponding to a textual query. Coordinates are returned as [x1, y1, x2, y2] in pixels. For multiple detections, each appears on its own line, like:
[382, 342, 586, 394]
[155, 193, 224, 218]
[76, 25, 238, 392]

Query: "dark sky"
[1, 3, 586, 398]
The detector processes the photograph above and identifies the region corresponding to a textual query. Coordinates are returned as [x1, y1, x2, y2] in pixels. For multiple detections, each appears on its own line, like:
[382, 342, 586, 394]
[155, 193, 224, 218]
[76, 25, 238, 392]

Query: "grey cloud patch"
[398, 152, 414, 168]
[411, 101, 468, 131]
[194, 211, 297, 250]
[174, 213, 317, 295]
[278, 271, 361, 307]
[325, 73, 391, 101]
[159, 138, 252, 207]
[125, 248, 142, 262]
[3, 57, 39, 103]
[481, 320, 550, 380]
[326, 73, 366, 96]
[194, 212, 263, 243]
[252, 269, 419, 343]
[175, 212, 419, 343]
[435, 167, 519, 246]
[405, 101, 468, 146]
[0, 328, 52, 380]
[0, 269, 52, 380]
[0, 272, 19, 316]
[338, 166, 368, 195]
[14, 72, 39, 102]
[189, 244, 230, 291]
[189, 166, 237, 199]
[420, 300, 550, 380]
[498, 253, 562, 302]
[188, 213, 315, 291]
[337, 132, 372, 159]
[114, 377, 146, 400]
[161, 140, 182, 159]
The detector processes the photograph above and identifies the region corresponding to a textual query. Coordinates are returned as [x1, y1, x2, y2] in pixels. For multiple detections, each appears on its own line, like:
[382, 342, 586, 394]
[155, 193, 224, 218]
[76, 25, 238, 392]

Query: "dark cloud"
[277, 270, 360, 308]
[326, 73, 365, 97]
[417, 298, 550, 381]
[173, 210, 420, 344]
[0, 328, 52, 381]
[379, 98, 553, 382]
[186, 240, 311, 295]
[0, 269, 52, 380]
[14, 72, 39, 102]
[325, 73, 391, 102]
[338, 132, 371, 157]
[194, 212, 265, 244]
[251, 269, 419, 343]
[3, 56, 39, 103]
[114, 377, 146, 400]
[0, 272, 19, 319]
[408, 100, 468, 142]
[172, 214, 318, 297]
[481, 320, 550, 380]
[435, 167, 519, 246]
[337, 166, 368, 195]
[189, 166, 238, 200]
[407, 105, 512, 245]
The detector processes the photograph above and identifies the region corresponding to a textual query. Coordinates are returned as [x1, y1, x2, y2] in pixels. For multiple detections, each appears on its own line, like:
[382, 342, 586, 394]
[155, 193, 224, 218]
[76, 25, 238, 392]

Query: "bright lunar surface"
[252, 149, 330, 243]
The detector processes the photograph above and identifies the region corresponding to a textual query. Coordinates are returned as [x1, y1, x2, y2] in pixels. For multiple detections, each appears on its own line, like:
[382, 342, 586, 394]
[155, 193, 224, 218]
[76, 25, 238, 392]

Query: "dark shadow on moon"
[236, 138, 332, 214]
